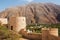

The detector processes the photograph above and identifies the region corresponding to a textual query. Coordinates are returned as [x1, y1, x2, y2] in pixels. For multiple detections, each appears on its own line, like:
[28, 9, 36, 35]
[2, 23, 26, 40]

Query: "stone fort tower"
[8, 16, 26, 32]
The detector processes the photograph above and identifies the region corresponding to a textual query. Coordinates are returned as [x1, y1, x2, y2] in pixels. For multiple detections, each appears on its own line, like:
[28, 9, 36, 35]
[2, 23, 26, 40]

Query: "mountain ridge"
[0, 3, 60, 24]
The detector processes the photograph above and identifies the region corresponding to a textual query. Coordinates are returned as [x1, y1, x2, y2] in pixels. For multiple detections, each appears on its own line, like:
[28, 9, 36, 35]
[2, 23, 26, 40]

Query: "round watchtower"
[16, 17, 26, 32]
[8, 16, 26, 32]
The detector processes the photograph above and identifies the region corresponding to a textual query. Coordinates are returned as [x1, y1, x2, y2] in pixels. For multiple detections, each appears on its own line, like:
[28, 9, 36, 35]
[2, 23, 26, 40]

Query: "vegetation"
[0, 25, 22, 40]
[26, 23, 60, 35]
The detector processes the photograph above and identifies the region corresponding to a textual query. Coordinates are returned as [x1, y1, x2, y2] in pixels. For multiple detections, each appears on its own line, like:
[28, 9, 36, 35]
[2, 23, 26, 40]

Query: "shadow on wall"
[48, 34, 60, 40]
[56, 14, 60, 22]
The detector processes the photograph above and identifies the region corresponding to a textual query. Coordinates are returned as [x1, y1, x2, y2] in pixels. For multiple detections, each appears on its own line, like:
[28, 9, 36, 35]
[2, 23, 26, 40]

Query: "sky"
[0, 0, 60, 11]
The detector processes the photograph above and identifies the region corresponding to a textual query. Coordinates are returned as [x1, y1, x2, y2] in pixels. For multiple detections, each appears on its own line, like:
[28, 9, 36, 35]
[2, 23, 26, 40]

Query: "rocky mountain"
[0, 3, 60, 24]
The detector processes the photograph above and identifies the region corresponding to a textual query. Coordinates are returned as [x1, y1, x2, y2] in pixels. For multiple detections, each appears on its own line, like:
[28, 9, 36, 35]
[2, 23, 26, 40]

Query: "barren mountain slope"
[0, 3, 60, 24]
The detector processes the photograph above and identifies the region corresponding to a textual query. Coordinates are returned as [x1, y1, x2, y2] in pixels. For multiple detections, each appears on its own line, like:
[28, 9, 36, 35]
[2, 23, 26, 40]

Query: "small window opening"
[11, 26, 13, 30]
[31, 20, 33, 23]
[6, 26, 8, 28]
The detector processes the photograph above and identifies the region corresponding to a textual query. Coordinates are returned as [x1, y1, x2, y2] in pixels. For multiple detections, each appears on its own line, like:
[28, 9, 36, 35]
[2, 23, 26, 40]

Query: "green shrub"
[0, 26, 22, 40]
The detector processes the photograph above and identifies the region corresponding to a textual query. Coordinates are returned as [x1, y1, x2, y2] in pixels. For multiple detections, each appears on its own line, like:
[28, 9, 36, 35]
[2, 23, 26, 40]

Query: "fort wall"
[42, 28, 58, 40]
[8, 16, 26, 32]
[0, 18, 8, 25]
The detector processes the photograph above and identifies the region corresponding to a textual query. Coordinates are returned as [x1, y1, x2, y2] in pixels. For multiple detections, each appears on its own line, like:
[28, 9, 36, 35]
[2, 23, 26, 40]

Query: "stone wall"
[8, 16, 26, 32]
[0, 18, 8, 25]
[42, 28, 49, 40]
[8, 16, 16, 30]
[19, 29, 42, 40]
[58, 37, 60, 40]
[42, 28, 59, 40]
[49, 28, 58, 37]
[16, 17, 26, 32]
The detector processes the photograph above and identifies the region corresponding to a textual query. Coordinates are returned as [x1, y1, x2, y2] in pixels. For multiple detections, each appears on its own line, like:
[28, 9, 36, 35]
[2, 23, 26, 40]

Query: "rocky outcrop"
[0, 3, 60, 24]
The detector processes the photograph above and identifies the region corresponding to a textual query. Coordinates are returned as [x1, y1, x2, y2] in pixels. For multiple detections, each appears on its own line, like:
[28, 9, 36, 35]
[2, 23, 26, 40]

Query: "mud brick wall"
[42, 28, 58, 40]
[8, 17, 26, 32]
[42, 28, 50, 40]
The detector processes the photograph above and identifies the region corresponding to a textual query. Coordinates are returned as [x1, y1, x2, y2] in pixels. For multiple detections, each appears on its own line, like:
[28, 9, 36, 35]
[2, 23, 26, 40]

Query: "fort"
[8, 16, 26, 32]
[0, 16, 60, 40]
[0, 16, 26, 32]
[20, 28, 59, 40]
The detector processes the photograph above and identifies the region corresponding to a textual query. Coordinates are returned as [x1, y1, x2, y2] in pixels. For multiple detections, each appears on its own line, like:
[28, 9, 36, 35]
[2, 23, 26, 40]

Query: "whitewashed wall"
[16, 17, 26, 32]
[0, 18, 8, 24]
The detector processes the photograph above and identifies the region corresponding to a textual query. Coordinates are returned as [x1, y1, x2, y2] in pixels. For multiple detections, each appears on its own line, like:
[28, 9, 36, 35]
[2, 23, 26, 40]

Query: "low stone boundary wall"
[19, 29, 41, 40]
[19, 28, 60, 40]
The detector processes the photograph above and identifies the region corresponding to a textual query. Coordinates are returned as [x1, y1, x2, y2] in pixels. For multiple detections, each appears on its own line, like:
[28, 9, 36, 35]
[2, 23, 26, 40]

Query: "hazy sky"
[0, 0, 60, 11]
